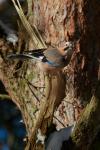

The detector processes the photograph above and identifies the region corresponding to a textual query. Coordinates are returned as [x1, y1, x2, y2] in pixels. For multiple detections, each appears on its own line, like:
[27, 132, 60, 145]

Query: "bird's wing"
[43, 48, 65, 66]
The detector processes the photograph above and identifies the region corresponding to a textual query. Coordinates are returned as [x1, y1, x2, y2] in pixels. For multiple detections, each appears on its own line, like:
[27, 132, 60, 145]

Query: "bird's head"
[63, 41, 74, 65]
[59, 41, 74, 58]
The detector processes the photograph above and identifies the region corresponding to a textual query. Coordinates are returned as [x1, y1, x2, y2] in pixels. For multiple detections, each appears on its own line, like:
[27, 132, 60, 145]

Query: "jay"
[7, 42, 74, 72]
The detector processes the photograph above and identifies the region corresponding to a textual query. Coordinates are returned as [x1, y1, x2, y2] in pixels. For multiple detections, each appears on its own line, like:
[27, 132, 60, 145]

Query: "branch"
[11, 0, 47, 49]
[0, 94, 11, 101]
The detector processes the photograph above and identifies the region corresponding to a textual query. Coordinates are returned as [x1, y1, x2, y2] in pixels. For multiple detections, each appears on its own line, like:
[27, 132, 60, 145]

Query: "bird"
[7, 42, 74, 72]
[45, 125, 73, 150]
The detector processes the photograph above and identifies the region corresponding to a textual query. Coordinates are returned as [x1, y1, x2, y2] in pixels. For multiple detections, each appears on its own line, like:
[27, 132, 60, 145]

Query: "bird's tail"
[7, 53, 43, 61]
[7, 49, 46, 61]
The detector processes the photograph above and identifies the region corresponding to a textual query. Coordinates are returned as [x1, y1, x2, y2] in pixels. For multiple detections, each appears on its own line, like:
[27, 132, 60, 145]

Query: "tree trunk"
[0, 0, 100, 150]
[72, 83, 100, 150]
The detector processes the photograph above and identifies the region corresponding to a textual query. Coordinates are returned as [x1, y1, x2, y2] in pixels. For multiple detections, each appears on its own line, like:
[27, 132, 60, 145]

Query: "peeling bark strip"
[25, 73, 66, 150]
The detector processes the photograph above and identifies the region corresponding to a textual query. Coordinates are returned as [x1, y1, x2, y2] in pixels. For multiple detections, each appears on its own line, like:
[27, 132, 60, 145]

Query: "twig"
[25, 78, 45, 98]
[53, 115, 66, 127]
[0, 94, 11, 100]
[26, 81, 40, 102]
[11, 0, 47, 49]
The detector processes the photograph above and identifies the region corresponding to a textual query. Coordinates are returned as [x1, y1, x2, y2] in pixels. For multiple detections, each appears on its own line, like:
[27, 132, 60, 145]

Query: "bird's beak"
[61, 41, 72, 51]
